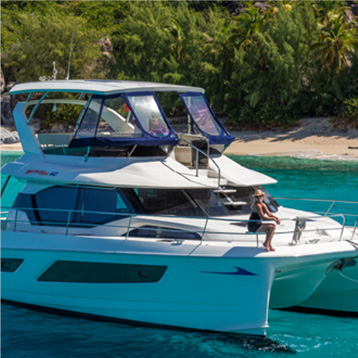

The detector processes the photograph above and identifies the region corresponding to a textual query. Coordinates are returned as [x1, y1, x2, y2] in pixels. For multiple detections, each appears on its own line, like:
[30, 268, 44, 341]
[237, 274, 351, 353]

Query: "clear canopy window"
[126, 95, 170, 137]
[181, 95, 221, 136]
[75, 96, 143, 139]
[74, 94, 171, 142]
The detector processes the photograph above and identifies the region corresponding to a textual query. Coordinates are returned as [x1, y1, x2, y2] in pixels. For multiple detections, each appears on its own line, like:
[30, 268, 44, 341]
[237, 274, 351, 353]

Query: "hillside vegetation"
[1, 0, 357, 128]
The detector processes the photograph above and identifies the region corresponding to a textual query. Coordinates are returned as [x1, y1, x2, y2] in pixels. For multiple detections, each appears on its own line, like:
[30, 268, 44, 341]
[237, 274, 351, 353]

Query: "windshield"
[75, 96, 142, 139]
[127, 95, 170, 137]
[181, 94, 221, 136]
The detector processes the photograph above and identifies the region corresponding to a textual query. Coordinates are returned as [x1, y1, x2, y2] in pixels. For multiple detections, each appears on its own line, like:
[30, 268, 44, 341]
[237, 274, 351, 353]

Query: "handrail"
[275, 197, 358, 205]
[275, 197, 358, 219]
[352, 217, 358, 240]
[179, 138, 221, 187]
[1, 206, 352, 244]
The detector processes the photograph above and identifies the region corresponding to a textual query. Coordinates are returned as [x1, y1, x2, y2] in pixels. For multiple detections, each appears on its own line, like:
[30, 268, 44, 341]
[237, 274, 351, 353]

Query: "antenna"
[52, 61, 58, 80]
[66, 32, 74, 80]
[39, 61, 57, 81]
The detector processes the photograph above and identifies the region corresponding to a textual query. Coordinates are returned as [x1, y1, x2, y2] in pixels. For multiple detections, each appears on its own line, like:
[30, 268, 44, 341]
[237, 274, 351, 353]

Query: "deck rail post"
[65, 210, 72, 235]
[13, 208, 18, 232]
[125, 215, 133, 240]
[351, 217, 358, 240]
[201, 217, 209, 241]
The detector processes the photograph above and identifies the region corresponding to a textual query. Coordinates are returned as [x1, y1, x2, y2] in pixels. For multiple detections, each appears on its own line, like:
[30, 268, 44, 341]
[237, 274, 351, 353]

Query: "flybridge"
[10, 80, 234, 156]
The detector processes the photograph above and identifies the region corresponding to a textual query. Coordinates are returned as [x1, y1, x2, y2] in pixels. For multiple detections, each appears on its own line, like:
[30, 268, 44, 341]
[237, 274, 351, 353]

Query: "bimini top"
[10, 79, 234, 150]
[10, 80, 205, 96]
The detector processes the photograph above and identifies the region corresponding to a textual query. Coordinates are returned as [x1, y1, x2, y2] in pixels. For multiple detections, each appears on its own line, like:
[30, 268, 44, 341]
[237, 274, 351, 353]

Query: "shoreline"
[224, 133, 358, 161]
[224, 118, 358, 161]
[1, 118, 358, 161]
[2, 137, 357, 161]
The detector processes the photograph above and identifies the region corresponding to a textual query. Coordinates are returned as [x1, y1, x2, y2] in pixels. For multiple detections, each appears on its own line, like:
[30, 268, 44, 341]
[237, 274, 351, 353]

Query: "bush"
[340, 98, 358, 128]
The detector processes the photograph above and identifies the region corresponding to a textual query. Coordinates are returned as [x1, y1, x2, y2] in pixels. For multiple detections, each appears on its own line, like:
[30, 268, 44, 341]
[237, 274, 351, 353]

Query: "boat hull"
[295, 260, 358, 315]
[1, 247, 273, 336]
[2, 231, 357, 335]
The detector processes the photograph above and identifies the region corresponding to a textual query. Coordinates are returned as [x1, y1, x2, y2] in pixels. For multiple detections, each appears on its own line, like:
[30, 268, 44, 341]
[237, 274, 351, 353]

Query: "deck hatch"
[37, 261, 167, 283]
[1, 259, 24, 272]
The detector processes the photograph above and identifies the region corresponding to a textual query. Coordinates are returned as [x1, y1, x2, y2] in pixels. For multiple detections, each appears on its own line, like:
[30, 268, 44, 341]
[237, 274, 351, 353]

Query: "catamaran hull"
[2, 231, 357, 336]
[1, 248, 275, 336]
[295, 262, 358, 315]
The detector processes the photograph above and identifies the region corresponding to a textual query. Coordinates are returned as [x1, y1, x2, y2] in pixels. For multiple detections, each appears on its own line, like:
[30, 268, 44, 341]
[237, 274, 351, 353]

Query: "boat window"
[75, 188, 133, 224]
[38, 261, 167, 283]
[125, 225, 201, 240]
[187, 189, 229, 216]
[156, 92, 191, 133]
[69, 93, 178, 151]
[259, 187, 279, 213]
[217, 187, 279, 215]
[1, 176, 26, 209]
[13, 186, 137, 227]
[134, 188, 204, 217]
[35, 186, 80, 225]
[73, 96, 144, 142]
[24, 92, 89, 140]
[181, 94, 221, 136]
[75, 98, 102, 139]
[220, 187, 253, 215]
[99, 97, 142, 139]
[126, 95, 170, 137]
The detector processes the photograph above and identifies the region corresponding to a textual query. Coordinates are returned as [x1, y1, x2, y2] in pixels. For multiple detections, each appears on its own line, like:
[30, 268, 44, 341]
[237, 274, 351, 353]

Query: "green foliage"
[2, 8, 102, 82]
[1, 0, 358, 129]
[340, 98, 358, 127]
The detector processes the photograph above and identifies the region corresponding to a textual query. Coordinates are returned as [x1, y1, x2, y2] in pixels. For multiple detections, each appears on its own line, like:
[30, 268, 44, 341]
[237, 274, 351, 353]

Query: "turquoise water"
[1, 151, 358, 357]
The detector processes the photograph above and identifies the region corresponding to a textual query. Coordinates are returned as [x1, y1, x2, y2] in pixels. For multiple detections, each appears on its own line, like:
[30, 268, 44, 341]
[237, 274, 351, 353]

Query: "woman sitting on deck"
[248, 189, 281, 252]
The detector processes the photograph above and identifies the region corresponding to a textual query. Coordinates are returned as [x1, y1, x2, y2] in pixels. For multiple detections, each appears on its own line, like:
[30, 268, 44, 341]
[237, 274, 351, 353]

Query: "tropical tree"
[2, 9, 102, 82]
[226, 2, 320, 127]
[312, 14, 358, 73]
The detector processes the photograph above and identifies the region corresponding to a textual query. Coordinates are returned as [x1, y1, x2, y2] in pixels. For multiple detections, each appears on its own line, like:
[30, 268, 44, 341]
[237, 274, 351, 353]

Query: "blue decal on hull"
[200, 267, 257, 276]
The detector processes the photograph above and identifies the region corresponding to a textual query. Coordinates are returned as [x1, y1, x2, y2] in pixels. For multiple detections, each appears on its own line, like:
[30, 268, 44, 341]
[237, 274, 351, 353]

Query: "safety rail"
[0, 207, 352, 245]
[275, 197, 358, 217]
[352, 217, 358, 240]
[179, 138, 221, 187]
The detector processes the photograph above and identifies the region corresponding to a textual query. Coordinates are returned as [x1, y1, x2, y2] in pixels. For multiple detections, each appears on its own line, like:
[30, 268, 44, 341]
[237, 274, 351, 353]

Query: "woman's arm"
[262, 203, 281, 224]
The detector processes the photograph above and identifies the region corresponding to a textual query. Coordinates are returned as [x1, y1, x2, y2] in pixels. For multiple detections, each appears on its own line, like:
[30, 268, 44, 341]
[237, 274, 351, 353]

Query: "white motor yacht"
[1, 80, 357, 336]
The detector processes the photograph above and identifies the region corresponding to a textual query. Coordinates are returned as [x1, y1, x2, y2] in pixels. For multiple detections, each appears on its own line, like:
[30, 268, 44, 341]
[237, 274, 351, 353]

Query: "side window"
[76, 188, 117, 224]
[259, 187, 279, 213]
[75, 98, 102, 139]
[27, 186, 136, 227]
[187, 189, 229, 216]
[134, 188, 204, 217]
[125, 225, 201, 240]
[75, 188, 135, 224]
[35, 187, 79, 224]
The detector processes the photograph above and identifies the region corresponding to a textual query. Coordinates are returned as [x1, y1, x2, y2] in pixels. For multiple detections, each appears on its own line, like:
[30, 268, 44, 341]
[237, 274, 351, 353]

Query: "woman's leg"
[257, 224, 276, 251]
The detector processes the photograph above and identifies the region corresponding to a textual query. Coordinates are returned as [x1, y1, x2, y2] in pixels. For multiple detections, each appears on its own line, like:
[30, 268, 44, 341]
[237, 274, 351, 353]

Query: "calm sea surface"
[1, 151, 358, 358]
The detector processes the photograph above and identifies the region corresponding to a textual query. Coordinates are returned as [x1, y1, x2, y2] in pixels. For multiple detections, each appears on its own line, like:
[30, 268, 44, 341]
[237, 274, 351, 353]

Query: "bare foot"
[263, 244, 271, 252]
[270, 246, 276, 251]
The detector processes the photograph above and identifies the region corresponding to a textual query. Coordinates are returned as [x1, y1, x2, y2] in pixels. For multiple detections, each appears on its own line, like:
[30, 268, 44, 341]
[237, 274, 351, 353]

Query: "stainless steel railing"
[275, 197, 358, 217]
[179, 138, 221, 187]
[0, 206, 351, 245]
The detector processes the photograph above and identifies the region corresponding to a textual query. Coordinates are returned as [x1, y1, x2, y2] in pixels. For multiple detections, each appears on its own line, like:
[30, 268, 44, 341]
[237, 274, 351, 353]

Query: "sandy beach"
[1, 118, 358, 160]
[225, 118, 358, 161]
